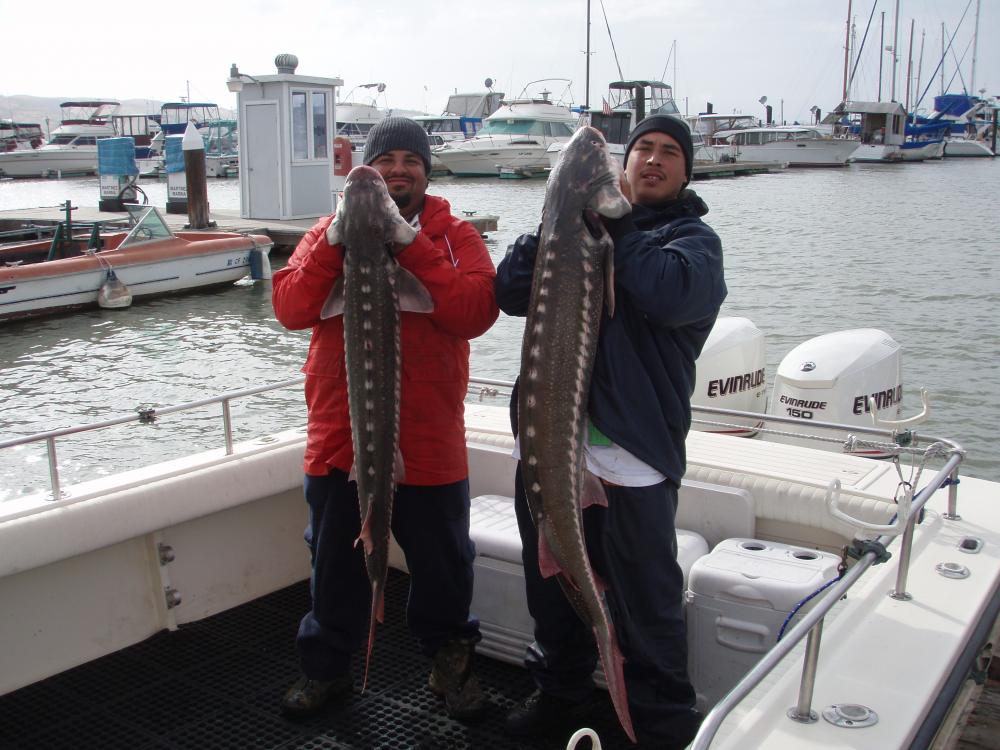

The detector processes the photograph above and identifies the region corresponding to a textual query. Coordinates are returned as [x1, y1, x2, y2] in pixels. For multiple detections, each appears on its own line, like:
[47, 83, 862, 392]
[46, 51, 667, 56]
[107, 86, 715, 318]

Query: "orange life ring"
[332, 136, 352, 176]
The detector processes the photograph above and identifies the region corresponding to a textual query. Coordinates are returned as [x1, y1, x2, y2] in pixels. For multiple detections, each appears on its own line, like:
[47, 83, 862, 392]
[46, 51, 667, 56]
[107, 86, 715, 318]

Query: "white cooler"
[469, 494, 710, 670]
[685, 538, 841, 710]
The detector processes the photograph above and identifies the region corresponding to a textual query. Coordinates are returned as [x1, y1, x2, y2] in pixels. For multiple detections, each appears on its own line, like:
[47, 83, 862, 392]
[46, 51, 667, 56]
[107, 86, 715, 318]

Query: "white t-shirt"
[512, 436, 666, 488]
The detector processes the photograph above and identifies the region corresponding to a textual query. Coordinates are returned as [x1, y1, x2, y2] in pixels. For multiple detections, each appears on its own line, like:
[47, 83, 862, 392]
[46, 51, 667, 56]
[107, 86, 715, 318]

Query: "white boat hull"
[0, 146, 99, 177]
[848, 143, 904, 162]
[435, 139, 565, 177]
[0, 248, 257, 321]
[900, 140, 946, 161]
[730, 139, 860, 166]
[944, 138, 995, 157]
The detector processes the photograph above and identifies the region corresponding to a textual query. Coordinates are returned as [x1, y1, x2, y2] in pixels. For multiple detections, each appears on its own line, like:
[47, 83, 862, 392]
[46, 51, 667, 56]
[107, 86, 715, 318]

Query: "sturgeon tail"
[595, 620, 636, 743]
[361, 579, 386, 693]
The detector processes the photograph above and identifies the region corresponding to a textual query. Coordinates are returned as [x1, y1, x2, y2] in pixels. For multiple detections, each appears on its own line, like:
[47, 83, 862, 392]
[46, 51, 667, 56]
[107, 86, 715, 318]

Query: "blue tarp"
[164, 135, 185, 173]
[97, 137, 138, 176]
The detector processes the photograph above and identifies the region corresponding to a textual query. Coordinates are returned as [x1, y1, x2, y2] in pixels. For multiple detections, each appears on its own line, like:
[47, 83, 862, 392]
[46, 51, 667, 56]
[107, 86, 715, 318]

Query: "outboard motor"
[691, 317, 767, 437]
[766, 329, 902, 456]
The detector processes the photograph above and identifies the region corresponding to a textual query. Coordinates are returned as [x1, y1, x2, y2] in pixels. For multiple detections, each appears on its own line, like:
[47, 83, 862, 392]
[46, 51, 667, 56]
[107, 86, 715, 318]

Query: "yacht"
[335, 83, 390, 149]
[433, 88, 577, 177]
[0, 101, 119, 178]
[548, 81, 718, 168]
[713, 125, 860, 166]
[0, 120, 43, 153]
[825, 101, 906, 163]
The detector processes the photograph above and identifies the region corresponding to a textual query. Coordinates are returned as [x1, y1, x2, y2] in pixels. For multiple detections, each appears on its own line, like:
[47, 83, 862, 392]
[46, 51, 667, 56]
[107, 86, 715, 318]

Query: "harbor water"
[1, 158, 997, 501]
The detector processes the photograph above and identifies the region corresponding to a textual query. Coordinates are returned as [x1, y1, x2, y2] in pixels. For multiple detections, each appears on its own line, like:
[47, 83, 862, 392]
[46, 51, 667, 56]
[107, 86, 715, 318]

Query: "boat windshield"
[120, 206, 174, 247]
[478, 120, 574, 137]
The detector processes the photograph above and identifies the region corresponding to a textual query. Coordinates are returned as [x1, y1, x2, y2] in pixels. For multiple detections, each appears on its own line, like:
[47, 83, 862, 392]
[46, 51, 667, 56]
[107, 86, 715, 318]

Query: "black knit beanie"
[623, 114, 694, 181]
[363, 117, 432, 175]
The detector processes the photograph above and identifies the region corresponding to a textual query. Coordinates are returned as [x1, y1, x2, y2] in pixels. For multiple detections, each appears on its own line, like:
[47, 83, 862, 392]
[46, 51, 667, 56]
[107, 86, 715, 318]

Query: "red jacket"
[272, 194, 499, 484]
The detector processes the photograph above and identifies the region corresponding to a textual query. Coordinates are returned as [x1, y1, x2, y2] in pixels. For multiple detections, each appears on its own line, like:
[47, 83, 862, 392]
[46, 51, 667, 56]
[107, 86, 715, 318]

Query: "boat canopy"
[843, 101, 906, 116]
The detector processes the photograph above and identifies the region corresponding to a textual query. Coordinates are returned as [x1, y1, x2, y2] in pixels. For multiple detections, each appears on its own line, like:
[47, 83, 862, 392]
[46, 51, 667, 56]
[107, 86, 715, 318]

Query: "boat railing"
[0, 375, 968, 748]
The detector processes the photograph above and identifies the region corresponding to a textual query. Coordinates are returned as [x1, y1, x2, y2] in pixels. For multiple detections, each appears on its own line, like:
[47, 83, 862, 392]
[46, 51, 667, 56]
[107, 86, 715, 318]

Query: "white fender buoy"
[566, 727, 602, 750]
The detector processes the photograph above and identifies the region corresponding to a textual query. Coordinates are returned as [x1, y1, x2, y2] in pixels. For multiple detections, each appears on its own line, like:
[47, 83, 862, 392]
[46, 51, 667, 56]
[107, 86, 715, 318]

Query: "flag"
[602, 98, 612, 116]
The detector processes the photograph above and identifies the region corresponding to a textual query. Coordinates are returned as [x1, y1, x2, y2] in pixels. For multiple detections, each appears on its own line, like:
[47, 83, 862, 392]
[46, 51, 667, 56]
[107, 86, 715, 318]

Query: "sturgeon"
[321, 165, 433, 688]
[517, 126, 635, 742]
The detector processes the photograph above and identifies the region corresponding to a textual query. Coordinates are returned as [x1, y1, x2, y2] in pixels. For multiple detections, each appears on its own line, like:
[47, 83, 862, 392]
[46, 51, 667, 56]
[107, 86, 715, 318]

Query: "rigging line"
[914, 0, 973, 110]
[659, 40, 676, 89]
[599, 0, 624, 82]
[946, 34, 974, 94]
[848, 0, 878, 95]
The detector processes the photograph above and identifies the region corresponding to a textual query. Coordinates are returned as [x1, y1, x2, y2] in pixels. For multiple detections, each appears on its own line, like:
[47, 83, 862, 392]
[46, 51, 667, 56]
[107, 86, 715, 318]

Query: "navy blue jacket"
[495, 189, 727, 486]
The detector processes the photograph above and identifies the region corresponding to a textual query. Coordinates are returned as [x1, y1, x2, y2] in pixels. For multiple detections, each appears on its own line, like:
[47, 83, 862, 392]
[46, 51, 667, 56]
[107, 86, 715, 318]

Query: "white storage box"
[685, 538, 841, 710]
[469, 494, 709, 667]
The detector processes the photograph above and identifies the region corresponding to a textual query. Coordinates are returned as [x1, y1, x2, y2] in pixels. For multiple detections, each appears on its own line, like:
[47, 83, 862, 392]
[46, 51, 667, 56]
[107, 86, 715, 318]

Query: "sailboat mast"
[891, 0, 900, 101]
[879, 12, 885, 101]
[842, 0, 853, 103]
[915, 29, 925, 114]
[941, 23, 945, 96]
[585, 0, 591, 110]
[970, 0, 980, 93]
[905, 19, 915, 111]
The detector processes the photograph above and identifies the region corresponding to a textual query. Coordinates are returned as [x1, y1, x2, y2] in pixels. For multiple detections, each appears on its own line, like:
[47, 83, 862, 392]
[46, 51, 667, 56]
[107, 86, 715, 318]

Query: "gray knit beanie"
[363, 117, 432, 174]
[623, 114, 694, 181]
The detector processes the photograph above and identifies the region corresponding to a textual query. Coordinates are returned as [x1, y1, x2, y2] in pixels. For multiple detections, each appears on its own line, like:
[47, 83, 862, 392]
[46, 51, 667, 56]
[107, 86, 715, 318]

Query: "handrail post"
[890, 514, 917, 600]
[943, 466, 961, 520]
[222, 398, 234, 455]
[46, 436, 62, 501]
[787, 618, 823, 723]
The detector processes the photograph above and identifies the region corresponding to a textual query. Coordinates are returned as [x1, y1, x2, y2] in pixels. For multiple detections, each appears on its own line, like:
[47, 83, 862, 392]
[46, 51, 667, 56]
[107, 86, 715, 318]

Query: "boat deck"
[0, 569, 630, 750]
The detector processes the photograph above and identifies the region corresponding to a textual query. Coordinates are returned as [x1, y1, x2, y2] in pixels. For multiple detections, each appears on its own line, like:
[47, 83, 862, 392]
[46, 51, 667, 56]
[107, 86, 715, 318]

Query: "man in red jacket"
[272, 117, 499, 721]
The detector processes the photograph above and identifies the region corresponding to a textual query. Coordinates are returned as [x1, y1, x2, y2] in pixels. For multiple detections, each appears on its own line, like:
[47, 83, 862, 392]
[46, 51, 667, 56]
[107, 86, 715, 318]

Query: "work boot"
[280, 673, 353, 718]
[428, 638, 488, 722]
[504, 688, 588, 737]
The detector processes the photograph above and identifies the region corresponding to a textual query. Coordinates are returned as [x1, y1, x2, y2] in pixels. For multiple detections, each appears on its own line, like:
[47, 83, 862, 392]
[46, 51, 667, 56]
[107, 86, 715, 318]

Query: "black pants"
[513, 463, 697, 744]
[296, 469, 480, 680]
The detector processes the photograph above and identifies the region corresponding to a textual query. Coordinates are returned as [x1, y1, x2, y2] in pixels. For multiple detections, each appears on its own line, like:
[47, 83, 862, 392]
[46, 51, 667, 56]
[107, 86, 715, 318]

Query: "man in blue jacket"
[495, 115, 727, 748]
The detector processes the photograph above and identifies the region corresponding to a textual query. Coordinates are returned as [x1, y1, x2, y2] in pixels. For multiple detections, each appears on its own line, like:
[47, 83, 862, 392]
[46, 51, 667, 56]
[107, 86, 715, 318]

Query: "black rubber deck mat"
[0, 569, 637, 750]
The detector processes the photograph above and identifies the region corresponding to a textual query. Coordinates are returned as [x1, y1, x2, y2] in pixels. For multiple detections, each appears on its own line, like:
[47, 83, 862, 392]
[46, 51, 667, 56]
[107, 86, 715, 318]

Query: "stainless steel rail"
[689, 449, 964, 750]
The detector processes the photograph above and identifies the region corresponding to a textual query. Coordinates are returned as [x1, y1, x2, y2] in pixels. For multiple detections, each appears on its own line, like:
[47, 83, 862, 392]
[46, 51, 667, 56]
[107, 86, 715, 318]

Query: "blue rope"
[776, 573, 843, 643]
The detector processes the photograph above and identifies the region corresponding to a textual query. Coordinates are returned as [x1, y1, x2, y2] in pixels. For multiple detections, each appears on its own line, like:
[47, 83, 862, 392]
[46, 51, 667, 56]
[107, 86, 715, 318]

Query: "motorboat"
[0, 311, 997, 749]
[712, 125, 860, 167]
[546, 80, 719, 168]
[0, 101, 119, 178]
[136, 103, 235, 178]
[826, 101, 906, 163]
[918, 94, 997, 157]
[0, 204, 272, 322]
[335, 83, 389, 149]
[414, 89, 505, 143]
[434, 83, 578, 177]
[0, 120, 44, 152]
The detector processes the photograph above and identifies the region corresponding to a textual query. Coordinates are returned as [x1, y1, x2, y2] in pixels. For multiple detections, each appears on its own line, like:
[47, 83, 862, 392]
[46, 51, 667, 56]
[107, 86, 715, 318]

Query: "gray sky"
[5, 0, 996, 123]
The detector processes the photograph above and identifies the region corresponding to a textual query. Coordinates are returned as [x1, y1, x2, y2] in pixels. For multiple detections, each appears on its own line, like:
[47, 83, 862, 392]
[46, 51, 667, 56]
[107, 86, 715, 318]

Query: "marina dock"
[0, 205, 500, 251]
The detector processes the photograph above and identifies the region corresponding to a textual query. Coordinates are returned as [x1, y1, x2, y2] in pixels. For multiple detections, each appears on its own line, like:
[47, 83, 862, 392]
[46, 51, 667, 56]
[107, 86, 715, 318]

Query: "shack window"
[292, 92, 308, 160]
[313, 92, 328, 158]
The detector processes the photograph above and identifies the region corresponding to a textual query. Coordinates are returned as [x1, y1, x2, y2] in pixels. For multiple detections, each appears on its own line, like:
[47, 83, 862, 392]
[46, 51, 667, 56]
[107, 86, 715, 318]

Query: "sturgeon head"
[319, 164, 433, 690]
[517, 126, 635, 741]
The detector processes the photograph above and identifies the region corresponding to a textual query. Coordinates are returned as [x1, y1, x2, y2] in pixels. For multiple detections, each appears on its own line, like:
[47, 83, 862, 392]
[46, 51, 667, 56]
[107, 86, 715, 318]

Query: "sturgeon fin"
[388, 214, 418, 246]
[591, 180, 631, 220]
[396, 266, 435, 313]
[325, 218, 342, 246]
[394, 448, 406, 482]
[320, 277, 346, 319]
[582, 470, 609, 509]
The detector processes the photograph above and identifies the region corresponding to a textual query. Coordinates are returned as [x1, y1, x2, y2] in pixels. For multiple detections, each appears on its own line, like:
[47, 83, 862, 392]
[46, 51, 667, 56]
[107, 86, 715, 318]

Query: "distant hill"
[0, 96, 234, 137]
